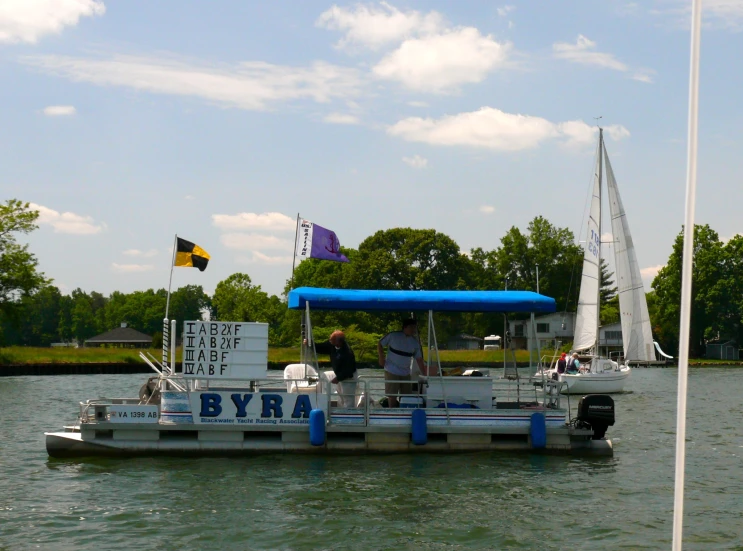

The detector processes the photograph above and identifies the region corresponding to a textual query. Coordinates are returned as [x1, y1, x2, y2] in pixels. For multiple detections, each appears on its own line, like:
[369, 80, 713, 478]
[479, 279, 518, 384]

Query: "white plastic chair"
[284, 364, 331, 393]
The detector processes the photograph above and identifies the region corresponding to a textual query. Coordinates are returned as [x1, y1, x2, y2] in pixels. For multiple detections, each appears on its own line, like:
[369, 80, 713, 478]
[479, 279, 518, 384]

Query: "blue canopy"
[287, 287, 556, 313]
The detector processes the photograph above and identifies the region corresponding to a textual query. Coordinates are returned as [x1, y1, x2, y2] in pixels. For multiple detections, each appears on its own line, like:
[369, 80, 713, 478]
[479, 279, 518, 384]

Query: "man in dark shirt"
[313, 330, 358, 407]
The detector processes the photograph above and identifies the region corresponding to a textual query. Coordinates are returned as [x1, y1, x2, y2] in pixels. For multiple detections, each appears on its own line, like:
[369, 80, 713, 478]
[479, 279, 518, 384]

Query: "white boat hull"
[559, 365, 631, 394]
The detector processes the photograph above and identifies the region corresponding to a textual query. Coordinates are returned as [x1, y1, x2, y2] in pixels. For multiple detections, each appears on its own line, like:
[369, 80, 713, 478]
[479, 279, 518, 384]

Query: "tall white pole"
[536, 264, 540, 294]
[163, 234, 177, 373]
[165, 234, 177, 320]
[596, 129, 604, 358]
[290, 213, 300, 291]
[170, 319, 176, 376]
[673, 1, 702, 549]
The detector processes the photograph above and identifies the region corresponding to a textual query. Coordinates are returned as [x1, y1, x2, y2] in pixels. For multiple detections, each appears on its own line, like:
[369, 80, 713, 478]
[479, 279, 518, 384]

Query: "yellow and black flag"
[175, 237, 210, 272]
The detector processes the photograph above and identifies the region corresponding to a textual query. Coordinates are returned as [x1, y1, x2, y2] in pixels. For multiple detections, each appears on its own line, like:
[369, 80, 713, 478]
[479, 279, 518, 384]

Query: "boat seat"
[283, 364, 331, 393]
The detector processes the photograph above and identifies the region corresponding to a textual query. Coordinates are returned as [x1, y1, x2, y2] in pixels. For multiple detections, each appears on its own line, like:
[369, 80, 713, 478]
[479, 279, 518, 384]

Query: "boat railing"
[78, 373, 562, 426]
[79, 398, 143, 423]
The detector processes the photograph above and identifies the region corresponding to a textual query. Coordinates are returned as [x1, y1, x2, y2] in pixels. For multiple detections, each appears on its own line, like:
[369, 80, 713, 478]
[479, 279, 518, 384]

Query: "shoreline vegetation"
[0, 346, 740, 368]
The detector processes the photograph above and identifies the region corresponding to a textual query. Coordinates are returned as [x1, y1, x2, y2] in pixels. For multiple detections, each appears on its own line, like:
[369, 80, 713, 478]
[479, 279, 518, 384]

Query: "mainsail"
[573, 150, 602, 352]
[604, 148, 655, 361]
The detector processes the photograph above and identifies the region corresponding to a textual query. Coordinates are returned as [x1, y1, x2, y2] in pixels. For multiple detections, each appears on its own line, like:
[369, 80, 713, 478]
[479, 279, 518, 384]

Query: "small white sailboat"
[557, 127, 654, 394]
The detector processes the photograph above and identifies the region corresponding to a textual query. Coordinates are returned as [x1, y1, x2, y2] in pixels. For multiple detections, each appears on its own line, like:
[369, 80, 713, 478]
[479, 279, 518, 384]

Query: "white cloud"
[220, 233, 294, 252]
[479, 205, 495, 214]
[607, 125, 631, 141]
[0, 0, 104, 44]
[408, 101, 428, 107]
[616, 3, 641, 17]
[323, 112, 360, 125]
[402, 154, 428, 168]
[111, 263, 154, 273]
[497, 6, 515, 17]
[184, 195, 194, 200]
[316, 2, 445, 50]
[388, 107, 630, 151]
[632, 68, 656, 84]
[373, 27, 511, 93]
[30, 202, 105, 234]
[661, 0, 743, 30]
[703, 0, 743, 28]
[212, 212, 296, 232]
[43, 105, 76, 116]
[552, 35, 628, 71]
[21, 54, 362, 111]
[238, 252, 294, 265]
[122, 249, 158, 258]
[641, 264, 664, 281]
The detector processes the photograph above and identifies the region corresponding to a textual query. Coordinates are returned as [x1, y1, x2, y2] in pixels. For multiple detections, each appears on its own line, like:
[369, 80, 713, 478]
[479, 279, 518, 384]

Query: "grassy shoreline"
[0, 346, 740, 367]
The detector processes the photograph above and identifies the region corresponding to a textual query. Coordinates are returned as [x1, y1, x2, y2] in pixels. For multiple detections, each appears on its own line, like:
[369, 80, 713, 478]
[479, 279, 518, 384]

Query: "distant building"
[447, 333, 483, 350]
[508, 312, 576, 350]
[598, 322, 623, 359]
[706, 340, 740, 360]
[85, 322, 153, 349]
[483, 335, 501, 350]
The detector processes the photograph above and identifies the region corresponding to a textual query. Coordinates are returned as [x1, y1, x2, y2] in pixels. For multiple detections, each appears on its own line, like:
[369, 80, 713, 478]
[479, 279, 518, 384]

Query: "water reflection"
[1, 370, 742, 550]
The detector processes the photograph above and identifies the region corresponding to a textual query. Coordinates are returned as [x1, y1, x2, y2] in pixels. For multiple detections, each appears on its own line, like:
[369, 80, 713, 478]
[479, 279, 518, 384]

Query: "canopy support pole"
[428, 310, 449, 425]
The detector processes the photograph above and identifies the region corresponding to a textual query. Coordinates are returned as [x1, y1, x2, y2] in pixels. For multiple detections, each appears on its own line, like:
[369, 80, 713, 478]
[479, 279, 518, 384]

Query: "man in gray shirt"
[377, 319, 427, 407]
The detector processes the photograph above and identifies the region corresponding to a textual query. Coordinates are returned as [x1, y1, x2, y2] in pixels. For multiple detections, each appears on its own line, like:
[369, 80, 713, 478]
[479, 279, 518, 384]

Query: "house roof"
[707, 339, 737, 346]
[85, 327, 153, 343]
[449, 333, 483, 341]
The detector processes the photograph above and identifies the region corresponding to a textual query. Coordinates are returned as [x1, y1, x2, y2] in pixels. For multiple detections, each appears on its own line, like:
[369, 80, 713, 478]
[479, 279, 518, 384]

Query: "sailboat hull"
[559, 366, 631, 394]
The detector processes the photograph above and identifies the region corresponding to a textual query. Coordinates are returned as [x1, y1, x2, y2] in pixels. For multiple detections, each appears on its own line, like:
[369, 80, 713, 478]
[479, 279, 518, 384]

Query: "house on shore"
[84, 322, 153, 349]
[706, 340, 740, 361]
[508, 312, 576, 350]
[446, 333, 484, 350]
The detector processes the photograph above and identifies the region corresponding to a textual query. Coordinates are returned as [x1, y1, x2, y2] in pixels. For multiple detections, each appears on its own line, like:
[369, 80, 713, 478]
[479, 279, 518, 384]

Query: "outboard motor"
[139, 376, 161, 405]
[576, 395, 615, 440]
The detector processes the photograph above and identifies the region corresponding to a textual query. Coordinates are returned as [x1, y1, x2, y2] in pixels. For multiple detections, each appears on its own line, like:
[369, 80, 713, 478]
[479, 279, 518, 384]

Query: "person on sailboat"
[557, 353, 567, 374]
[566, 353, 581, 374]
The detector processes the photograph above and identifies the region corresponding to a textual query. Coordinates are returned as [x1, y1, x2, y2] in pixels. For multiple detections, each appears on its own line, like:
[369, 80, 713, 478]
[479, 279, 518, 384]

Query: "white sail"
[573, 153, 602, 352]
[604, 148, 655, 361]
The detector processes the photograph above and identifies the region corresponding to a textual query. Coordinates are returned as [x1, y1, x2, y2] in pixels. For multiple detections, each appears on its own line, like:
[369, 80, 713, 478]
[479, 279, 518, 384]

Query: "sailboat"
[557, 127, 653, 394]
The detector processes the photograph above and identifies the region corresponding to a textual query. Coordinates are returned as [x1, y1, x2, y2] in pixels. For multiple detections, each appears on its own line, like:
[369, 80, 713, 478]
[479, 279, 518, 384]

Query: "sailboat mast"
[596, 128, 604, 357]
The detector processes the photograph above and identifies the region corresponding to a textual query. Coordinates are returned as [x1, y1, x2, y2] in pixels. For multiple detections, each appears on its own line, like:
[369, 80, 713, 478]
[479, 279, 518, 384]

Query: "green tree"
[57, 294, 73, 343]
[599, 258, 619, 325]
[213, 273, 287, 345]
[70, 289, 97, 344]
[709, 235, 743, 346]
[353, 228, 467, 291]
[25, 286, 64, 345]
[119, 289, 167, 336]
[0, 200, 49, 331]
[652, 225, 724, 357]
[169, 284, 212, 336]
[496, 216, 583, 312]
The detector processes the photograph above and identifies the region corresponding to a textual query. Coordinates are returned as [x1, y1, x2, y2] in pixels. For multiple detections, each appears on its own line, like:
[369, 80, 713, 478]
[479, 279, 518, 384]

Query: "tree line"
[1, 199, 740, 357]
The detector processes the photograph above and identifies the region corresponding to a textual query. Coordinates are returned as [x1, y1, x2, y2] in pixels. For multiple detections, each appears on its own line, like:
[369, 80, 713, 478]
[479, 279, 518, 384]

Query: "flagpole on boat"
[672, 0, 702, 548]
[165, 233, 177, 320]
[290, 213, 300, 291]
[163, 233, 178, 374]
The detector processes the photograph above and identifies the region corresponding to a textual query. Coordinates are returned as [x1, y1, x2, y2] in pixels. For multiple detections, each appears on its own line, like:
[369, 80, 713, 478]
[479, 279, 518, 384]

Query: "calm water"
[1, 369, 742, 550]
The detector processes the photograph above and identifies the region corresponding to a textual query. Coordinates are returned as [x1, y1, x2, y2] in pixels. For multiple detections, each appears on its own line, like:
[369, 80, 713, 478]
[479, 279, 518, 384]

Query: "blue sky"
[2, 0, 742, 298]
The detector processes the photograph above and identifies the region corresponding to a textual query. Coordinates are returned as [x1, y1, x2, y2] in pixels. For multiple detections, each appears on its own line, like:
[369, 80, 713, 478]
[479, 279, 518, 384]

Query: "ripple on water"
[2, 369, 743, 550]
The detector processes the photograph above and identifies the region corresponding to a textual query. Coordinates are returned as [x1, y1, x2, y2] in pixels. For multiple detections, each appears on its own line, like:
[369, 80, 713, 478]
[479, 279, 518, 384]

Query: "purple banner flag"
[296, 219, 349, 263]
